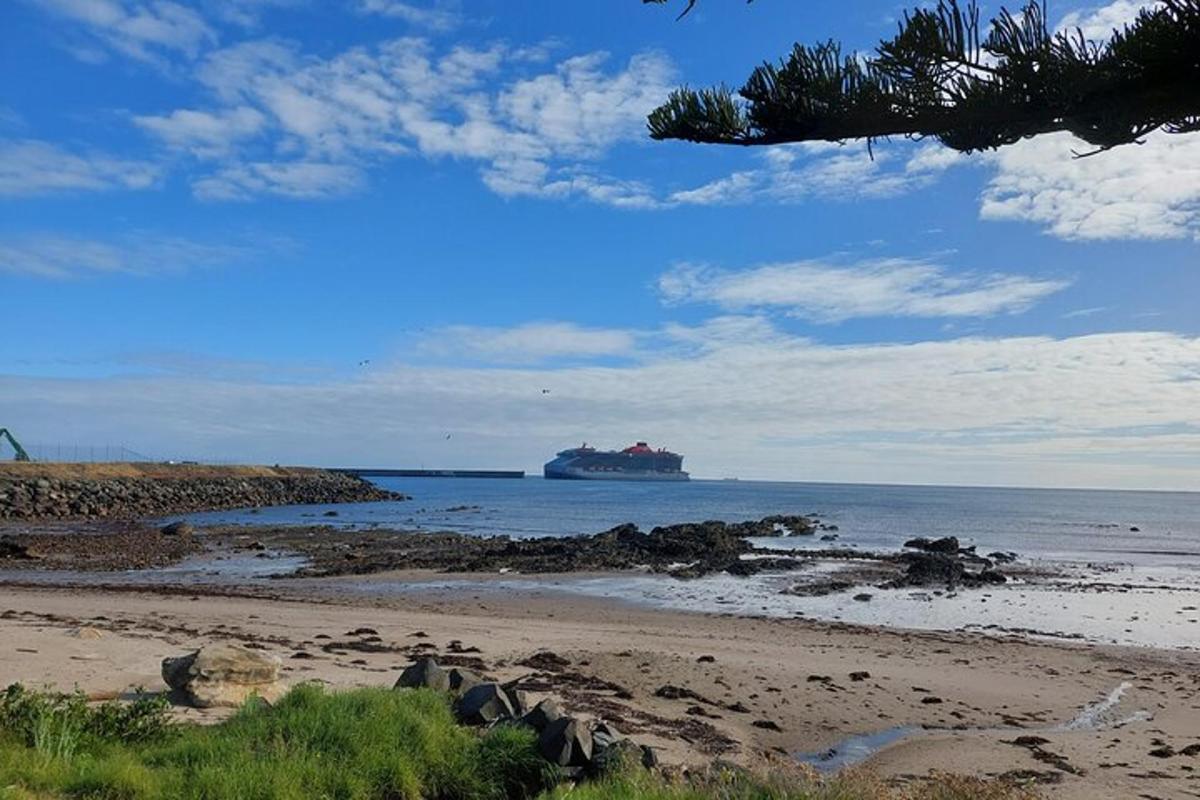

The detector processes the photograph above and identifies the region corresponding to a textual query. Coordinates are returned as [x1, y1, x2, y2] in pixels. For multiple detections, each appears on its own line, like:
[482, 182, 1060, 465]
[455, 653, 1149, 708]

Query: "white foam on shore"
[1060, 681, 1153, 730]
[319, 566, 1200, 650]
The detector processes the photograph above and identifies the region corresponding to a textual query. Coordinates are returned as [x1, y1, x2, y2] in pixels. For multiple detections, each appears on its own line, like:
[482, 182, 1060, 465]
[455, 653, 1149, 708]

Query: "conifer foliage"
[643, 0, 1200, 153]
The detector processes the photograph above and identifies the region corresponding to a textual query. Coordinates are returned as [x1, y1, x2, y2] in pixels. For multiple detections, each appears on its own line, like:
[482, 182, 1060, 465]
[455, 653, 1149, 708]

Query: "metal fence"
[19, 443, 156, 463]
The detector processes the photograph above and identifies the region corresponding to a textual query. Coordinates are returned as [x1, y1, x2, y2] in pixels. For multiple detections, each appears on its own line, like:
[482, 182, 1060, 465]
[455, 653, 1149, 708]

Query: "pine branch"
[646, 0, 1200, 153]
[643, 0, 754, 20]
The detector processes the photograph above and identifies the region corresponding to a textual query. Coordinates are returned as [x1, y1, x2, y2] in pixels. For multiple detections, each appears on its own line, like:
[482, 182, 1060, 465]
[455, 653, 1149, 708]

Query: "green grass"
[0, 683, 556, 800]
[0, 685, 1039, 800]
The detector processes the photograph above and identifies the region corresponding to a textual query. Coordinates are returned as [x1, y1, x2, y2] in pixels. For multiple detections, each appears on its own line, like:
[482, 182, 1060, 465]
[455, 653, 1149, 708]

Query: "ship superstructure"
[543, 442, 689, 481]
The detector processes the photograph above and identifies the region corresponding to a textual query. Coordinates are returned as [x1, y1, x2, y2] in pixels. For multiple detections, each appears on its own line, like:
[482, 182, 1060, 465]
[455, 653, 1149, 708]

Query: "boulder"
[898, 552, 965, 586]
[501, 681, 528, 716]
[447, 667, 482, 696]
[160, 521, 193, 537]
[0, 539, 34, 560]
[591, 735, 642, 775]
[591, 721, 621, 750]
[161, 644, 283, 708]
[538, 716, 593, 768]
[520, 698, 562, 731]
[70, 626, 104, 640]
[394, 657, 450, 691]
[903, 536, 960, 553]
[455, 682, 516, 725]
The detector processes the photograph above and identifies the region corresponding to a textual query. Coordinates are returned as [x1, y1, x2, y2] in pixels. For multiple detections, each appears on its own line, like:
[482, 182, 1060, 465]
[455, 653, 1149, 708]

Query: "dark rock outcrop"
[896, 551, 1008, 588]
[290, 515, 817, 578]
[903, 536, 960, 553]
[160, 521, 194, 537]
[0, 538, 34, 560]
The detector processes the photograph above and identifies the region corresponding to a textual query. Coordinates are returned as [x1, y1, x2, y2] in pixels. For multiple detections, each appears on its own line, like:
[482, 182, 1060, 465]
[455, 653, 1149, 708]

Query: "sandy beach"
[2, 580, 1197, 799]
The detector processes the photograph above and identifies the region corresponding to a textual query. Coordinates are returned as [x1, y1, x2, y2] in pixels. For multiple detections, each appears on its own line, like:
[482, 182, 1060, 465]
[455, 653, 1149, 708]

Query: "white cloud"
[422, 322, 640, 363]
[355, 0, 462, 31]
[0, 233, 257, 278]
[658, 259, 1070, 322]
[1057, 0, 1159, 40]
[205, 0, 306, 28]
[980, 131, 1200, 240]
[1062, 306, 1109, 319]
[905, 142, 968, 174]
[498, 52, 675, 158]
[5, 328, 1199, 488]
[192, 161, 364, 200]
[134, 107, 267, 157]
[33, 0, 217, 62]
[0, 139, 160, 195]
[670, 140, 968, 207]
[483, 160, 662, 208]
[667, 171, 757, 205]
[157, 38, 674, 203]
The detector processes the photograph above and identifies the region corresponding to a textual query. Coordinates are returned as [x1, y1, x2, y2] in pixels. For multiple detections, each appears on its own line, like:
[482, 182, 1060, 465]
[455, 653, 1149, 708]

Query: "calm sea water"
[185, 478, 1200, 568]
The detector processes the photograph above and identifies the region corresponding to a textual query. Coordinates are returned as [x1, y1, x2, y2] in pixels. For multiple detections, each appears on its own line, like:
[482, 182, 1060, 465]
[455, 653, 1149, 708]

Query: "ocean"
[187, 477, 1200, 568]
[163, 479, 1200, 648]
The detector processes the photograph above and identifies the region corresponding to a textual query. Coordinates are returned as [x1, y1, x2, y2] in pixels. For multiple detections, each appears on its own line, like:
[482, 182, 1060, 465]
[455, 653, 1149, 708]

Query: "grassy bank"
[0, 685, 1038, 800]
[0, 462, 330, 481]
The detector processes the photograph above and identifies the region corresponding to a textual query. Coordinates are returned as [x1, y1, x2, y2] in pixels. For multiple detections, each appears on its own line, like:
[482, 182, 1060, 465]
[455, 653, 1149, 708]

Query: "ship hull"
[543, 466, 690, 481]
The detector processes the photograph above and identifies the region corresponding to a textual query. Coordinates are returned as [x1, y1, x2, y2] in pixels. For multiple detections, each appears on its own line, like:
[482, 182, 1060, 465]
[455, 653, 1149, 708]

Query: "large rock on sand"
[449, 667, 483, 695]
[162, 644, 284, 708]
[394, 659, 482, 697]
[539, 716, 594, 769]
[521, 698, 562, 731]
[394, 657, 450, 692]
[455, 682, 516, 725]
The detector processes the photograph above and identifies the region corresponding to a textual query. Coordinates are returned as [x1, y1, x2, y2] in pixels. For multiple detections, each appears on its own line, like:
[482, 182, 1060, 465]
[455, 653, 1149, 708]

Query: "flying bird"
[541, 388, 551, 394]
[358, 359, 370, 366]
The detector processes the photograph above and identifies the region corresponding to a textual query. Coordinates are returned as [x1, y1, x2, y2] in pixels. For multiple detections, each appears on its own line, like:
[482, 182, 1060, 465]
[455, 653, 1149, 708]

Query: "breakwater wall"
[0, 465, 403, 521]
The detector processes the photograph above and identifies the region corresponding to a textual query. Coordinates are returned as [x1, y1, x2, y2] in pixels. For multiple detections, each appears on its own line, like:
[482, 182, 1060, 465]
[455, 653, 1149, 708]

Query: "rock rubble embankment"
[0, 470, 402, 520]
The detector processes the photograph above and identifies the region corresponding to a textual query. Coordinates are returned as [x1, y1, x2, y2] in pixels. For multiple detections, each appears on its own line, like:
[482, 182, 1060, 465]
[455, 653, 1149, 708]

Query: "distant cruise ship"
[543, 442, 689, 481]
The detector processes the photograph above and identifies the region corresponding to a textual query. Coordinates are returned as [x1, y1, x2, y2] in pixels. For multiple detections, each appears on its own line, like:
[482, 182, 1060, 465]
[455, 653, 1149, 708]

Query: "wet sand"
[1, 583, 1197, 799]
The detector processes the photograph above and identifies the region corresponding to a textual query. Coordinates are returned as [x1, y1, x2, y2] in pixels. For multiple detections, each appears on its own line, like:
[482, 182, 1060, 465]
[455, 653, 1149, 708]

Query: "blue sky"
[2, 0, 1198, 488]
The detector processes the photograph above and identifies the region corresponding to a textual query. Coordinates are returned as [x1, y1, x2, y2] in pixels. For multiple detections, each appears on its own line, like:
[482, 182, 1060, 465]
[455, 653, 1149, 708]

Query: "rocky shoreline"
[0, 469, 402, 521]
[202, 519, 1026, 591]
[0, 514, 1036, 596]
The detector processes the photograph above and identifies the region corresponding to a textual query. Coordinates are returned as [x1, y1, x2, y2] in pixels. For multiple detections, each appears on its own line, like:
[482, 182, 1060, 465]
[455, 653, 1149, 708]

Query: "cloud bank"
[658, 259, 1071, 322]
[5, 325, 1199, 488]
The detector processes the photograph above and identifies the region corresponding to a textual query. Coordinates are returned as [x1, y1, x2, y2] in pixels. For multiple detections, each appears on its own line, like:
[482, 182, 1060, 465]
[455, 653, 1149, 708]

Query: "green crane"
[0, 429, 30, 461]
